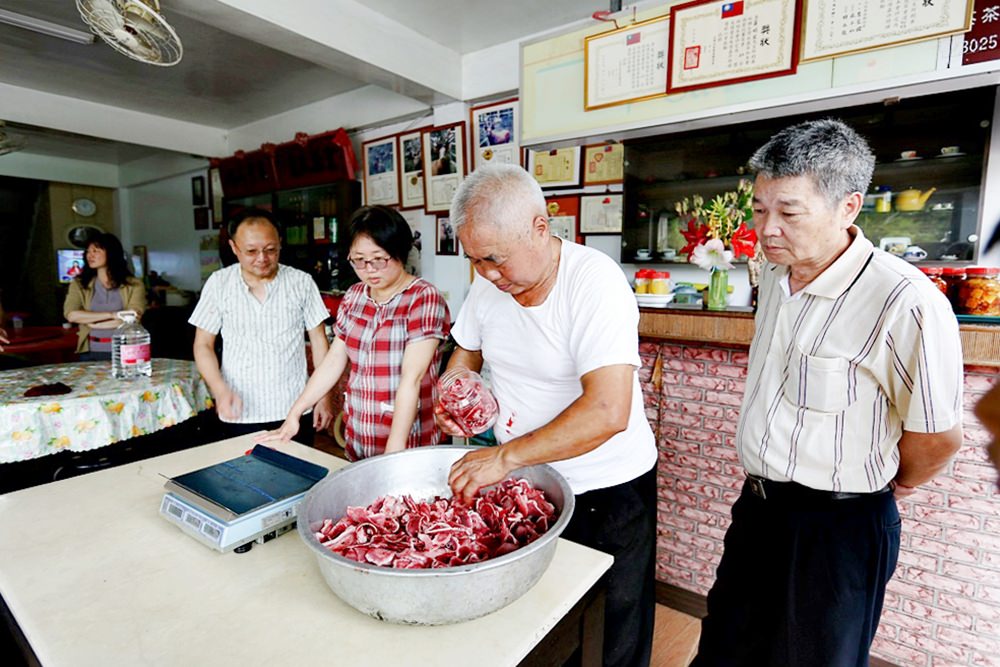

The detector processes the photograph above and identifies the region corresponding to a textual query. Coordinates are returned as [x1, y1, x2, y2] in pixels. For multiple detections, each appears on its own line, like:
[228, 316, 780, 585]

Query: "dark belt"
[745, 474, 891, 502]
[89, 336, 113, 343]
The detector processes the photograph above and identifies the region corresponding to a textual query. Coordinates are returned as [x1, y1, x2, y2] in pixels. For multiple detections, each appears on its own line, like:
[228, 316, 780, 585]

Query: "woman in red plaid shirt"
[263, 206, 450, 459]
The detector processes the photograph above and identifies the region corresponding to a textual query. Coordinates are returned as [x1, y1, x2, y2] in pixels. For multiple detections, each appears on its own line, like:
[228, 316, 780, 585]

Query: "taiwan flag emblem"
[721, 1, 744, 18]
[626, 32, 641, 46]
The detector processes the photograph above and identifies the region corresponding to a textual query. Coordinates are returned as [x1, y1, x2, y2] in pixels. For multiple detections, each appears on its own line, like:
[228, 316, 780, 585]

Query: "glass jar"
[958, 267, 1000, 316]
[940, 267, 966, 311]
[437, 367, 499, 435]
[650, 271, 671, 295]
[634, 269, 652, 294]
[919, 266, 948, 296]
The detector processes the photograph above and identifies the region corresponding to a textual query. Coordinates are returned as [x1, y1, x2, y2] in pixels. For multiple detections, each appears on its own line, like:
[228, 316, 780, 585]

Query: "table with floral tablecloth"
[0, 360, 213, 463]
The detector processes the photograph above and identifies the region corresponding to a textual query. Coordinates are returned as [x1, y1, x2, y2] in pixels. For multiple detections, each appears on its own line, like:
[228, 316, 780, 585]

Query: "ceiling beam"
[172, 0, 463, 104]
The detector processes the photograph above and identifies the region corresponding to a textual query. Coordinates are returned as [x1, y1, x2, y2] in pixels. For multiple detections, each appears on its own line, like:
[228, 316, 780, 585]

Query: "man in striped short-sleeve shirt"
[692, 119, 963, 666]
[189, 209, 335, 443]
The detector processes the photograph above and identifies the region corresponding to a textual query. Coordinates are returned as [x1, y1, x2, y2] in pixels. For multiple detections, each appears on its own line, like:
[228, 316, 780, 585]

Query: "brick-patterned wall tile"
[871, 636, 931, 666]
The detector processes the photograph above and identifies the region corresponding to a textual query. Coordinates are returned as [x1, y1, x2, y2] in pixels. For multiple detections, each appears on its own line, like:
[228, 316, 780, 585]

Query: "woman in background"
[262, 205, 450, 460]
[63, 232, 145, 361]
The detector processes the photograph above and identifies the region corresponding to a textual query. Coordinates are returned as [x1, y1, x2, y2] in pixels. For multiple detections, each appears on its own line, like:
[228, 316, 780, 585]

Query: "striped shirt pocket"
[785, 346, 853, 414]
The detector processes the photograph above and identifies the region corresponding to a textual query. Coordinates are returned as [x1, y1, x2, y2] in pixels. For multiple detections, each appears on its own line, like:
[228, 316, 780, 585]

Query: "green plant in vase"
[676, 179, 757, 310]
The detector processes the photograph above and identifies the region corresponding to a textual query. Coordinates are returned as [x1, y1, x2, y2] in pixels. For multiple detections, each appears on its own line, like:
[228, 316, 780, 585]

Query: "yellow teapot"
[894, 187, 936, 212]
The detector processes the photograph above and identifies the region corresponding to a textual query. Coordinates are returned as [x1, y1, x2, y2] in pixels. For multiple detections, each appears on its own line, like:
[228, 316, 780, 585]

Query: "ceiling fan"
[0, 122, 27, 157]
[76, 0, 183, 66]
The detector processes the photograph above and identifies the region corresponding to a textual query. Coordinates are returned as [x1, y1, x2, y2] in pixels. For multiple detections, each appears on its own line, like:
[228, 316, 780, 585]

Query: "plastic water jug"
[112, 310, 151, 379]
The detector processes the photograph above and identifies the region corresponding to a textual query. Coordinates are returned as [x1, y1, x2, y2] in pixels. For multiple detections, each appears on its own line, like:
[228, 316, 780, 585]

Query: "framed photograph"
[580, 194, 623, 235]
[132, 245, 148, 278]
[525, 146, 582, 189]
[193, 207, 210, 231]
[583, 143, 625, 185]
[422, 122, 467, 214]
[191, 175, 206, 206]
[436, 216, 459, 256]
[545, 195, 580, 242]
[470, 97, 519, 170]
[362, 134, 401, 206]
[397, 128, 427, 210]
[801, 0, 973, 63]
[584, 15, 671, 111]
[668, 0, 801, 94]
[208, 166, 224, 224]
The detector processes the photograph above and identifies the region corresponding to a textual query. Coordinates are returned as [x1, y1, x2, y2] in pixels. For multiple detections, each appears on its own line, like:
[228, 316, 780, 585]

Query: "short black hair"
[348, 205, 413, 263]
[228, 207, 280, 239]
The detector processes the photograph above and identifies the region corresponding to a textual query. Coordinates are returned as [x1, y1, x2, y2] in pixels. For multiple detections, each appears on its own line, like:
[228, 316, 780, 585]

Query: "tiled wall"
[641, 340, 1000, 667]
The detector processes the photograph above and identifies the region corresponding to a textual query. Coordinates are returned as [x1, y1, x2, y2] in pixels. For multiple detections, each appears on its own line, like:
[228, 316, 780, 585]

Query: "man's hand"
[215, 388, 243, 422]
[434, 403, 471, 438]
[313, 394, 335, 431]
[448, 446, 514, 504]
[258, 416, 300, 444]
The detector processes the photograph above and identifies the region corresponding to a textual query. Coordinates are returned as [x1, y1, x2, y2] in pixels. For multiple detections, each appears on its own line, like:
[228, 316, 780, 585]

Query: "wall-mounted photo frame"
[191, 175, 206, 206]
[398, 128, 428, 210]
[525, 146, 582, 189]
[132, 245, 148, 279]
[668, 0, 800, 93]
[545, 195, 580, 243]
[580, 194, 623, 235]
[362, 134, 401, 206]
[422, 122, 467, 214]
[436, 215, 459, 256]
[193, 207, 210, 231]
[582, 143, 625, 185]
[208, 167, 224, 225]
[584, 15, 671, 111]
[470, 97, 519, 170]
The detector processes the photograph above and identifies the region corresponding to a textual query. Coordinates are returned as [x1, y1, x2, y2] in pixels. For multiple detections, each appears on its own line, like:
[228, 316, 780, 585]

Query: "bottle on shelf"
[958, 267, 1000, 316]
[112, 310, 152, 379]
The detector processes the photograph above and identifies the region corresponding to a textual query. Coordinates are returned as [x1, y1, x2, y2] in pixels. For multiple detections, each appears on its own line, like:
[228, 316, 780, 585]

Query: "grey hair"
[450, 163, 547, 238]
[749, 118, 875, 207]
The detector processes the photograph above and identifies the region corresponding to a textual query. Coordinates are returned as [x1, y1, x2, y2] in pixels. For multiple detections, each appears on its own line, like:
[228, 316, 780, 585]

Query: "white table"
[0, 436, 612, 666]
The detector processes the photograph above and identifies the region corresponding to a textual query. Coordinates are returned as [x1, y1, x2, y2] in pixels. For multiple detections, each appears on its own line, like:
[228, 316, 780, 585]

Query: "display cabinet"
[623, 85, 995, 265]
[223, 181, 361, 291]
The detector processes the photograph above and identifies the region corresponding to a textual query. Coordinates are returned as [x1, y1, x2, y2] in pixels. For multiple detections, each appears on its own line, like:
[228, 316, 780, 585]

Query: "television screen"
[57, 248, 85, 284]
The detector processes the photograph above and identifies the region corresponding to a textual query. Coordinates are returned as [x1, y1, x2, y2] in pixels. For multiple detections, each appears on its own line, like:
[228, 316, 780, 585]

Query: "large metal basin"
[297, 445, 575, 625]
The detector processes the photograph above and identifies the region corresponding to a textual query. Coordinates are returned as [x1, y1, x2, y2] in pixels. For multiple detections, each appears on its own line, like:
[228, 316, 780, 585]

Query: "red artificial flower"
[730, 223, 758, 259]
[679, 219, 710, 256]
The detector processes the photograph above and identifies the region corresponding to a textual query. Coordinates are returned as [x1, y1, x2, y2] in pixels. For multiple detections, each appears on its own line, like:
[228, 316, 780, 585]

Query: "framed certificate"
[362, 134, 400, 207]
[525, 147, 582, 189]
[397, 128, 427, 210]
[668, 0, 801, 94]
[583, 143, 625, 185]
[421, 122, 467, 214]
[584, 16, 671, 111]
[580, 194, 623, 235]
[801, 0, 973, 63]
[545, 195, 580, 242]
[470, 98, 519, 170]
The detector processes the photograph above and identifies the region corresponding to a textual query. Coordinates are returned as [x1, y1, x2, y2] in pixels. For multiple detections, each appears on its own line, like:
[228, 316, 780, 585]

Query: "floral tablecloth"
[0, 360, 213, 463]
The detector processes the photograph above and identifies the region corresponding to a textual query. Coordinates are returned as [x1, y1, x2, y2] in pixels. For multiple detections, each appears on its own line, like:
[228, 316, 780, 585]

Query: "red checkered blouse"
[334, 278, 451, 460]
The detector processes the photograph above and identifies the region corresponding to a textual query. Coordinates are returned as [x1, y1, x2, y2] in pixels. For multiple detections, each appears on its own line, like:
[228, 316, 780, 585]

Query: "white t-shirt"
[452, 239, 657, 494]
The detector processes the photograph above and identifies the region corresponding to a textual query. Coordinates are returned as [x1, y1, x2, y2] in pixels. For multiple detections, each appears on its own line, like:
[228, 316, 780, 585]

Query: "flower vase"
[707, 269, 729, 311]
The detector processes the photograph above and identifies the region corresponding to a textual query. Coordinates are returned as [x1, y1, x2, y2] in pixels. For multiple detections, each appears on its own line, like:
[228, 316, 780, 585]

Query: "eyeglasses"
[349, 256, 391, 271]
[233, 244, 279, 260]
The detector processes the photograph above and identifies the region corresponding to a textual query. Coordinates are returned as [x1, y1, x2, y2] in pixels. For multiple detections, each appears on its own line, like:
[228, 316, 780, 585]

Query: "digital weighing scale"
[159, 445, 328, 553]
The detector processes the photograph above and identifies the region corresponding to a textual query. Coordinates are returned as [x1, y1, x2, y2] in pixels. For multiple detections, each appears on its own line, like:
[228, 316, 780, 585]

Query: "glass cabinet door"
[623, 85, 995, 265]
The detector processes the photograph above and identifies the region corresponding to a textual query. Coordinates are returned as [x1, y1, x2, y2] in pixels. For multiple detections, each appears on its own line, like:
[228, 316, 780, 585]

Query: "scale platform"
[159, 445, 328, 553]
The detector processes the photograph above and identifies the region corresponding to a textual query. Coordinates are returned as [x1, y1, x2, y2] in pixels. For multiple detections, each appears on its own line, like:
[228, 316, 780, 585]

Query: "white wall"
[125, 169, 213, 291]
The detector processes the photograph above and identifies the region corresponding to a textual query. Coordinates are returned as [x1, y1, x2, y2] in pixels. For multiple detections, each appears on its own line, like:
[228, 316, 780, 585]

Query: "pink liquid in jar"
[437, 368, 499, 435]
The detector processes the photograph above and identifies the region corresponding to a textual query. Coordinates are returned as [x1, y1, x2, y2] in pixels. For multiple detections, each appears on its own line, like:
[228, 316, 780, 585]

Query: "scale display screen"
[170, 453, 321, 517]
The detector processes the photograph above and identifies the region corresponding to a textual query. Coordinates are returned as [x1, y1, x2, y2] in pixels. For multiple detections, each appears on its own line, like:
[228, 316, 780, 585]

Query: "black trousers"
[691, 481, 901, 667]
[561, 465, 657, 667]
[213, 412, 315, 447]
